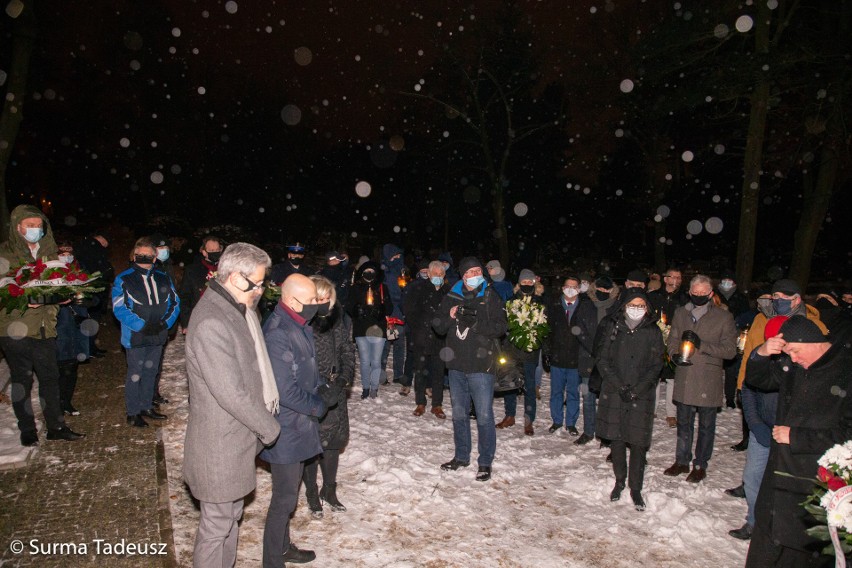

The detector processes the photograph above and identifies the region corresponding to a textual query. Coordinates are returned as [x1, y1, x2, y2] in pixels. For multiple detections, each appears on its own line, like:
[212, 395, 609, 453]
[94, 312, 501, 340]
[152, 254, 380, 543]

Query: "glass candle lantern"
[673, 330, 701, 366]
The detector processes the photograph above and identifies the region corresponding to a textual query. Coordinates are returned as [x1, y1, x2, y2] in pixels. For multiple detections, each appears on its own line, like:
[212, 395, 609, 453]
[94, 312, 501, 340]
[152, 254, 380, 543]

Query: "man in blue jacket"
[260, 274, 343, 567]
[112, 237, 179, 427]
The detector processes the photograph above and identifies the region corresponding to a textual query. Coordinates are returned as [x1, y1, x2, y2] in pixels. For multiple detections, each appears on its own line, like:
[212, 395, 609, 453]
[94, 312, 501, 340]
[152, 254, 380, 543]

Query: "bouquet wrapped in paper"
[505, 296, 549, 352]
[796, 441, 852, 562]
[0, 258, 104, 314]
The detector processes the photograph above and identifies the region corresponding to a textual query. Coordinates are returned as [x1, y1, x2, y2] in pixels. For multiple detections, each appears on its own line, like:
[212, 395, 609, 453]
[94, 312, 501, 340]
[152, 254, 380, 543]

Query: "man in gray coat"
[663, 274, 737, 483]
[184, 243, 282, 568]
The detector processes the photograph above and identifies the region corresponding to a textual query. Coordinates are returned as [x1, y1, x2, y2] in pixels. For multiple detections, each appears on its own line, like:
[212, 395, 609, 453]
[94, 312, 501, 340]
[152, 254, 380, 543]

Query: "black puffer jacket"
[595, 311, 664, 448]
[312, 304, 355, 450]
[403, 278, 451, 355]
[345, 261, 393, 338]
[432, 281, 507, 374]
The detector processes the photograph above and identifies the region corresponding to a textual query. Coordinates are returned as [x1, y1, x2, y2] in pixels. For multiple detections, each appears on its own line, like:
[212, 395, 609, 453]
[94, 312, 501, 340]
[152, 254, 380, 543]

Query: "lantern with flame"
[673, 330, 701, 366]
[366, 287, 374, 306]
[660, 312, 667, 326]
[736, 326, 749, 355]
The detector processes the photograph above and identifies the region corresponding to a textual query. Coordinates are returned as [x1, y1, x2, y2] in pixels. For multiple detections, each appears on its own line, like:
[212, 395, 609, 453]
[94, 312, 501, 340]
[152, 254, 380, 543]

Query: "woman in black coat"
[345, 261, 393, 399]
[302, 275, 356, 518]
[595, 288, 664, 511]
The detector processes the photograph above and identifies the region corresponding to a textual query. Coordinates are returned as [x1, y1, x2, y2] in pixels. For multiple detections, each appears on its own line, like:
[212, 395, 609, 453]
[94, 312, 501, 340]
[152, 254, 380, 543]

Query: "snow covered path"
[160, 335, 749, 567]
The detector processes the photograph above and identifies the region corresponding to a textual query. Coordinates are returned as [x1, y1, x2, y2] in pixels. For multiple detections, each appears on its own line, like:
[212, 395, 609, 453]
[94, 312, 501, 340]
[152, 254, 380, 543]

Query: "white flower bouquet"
[505, 296, 549, 352]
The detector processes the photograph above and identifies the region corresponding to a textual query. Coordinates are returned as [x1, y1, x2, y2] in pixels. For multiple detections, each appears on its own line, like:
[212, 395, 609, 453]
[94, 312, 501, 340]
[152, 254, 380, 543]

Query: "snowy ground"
[160, 334, 749, 567]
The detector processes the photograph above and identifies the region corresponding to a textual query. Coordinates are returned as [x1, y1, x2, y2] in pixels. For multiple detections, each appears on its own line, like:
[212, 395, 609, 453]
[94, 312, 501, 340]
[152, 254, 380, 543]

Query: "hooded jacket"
[0, 205, 61, 339]
[345, 261, 393, 338]
[381, 243, 405, 320]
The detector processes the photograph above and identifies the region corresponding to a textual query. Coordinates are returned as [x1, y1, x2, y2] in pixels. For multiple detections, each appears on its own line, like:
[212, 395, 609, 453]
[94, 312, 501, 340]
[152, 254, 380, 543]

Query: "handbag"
[494, 351, 524, 393]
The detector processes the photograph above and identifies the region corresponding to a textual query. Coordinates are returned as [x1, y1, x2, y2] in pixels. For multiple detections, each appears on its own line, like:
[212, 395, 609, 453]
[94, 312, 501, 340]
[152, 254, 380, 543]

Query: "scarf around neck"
[245, 306, 279, 415]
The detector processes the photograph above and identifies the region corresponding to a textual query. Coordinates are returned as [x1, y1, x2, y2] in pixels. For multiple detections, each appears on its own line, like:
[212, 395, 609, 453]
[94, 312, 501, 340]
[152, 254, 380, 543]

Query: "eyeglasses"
[239, 273, 265, 292]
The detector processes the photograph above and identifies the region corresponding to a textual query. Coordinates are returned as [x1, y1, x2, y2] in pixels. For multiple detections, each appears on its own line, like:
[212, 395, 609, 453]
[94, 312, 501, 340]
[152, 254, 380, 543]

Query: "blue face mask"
[430, 276, 444, 287]
[23, 227, 44, 243]
[772, 298, 794, 316]
[464, 275, 485, 289]
[157, 248, 170, 261]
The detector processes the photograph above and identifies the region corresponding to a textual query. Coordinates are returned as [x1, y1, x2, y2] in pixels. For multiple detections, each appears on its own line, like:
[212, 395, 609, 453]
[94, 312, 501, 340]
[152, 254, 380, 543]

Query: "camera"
[457, 305, 477, 318]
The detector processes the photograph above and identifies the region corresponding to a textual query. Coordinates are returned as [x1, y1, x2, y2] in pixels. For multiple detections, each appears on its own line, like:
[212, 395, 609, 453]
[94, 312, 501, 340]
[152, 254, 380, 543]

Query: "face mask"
[580, 282, 590, 293]
[418, 271, 429, 280]
[430, 276, 444, 287]
[719, 280, 734, 292]
[58, 254, 74, 264]
[626, 307, 645, 320]
[690, 294, 711, 307]
[297, 303, 319, 322]
[206, 251, 222, 264]
[363, 271, 376, 283]
[315, 302, 331, 317]
[773, 298, 794, 316]
[595, 290, 610, 302]
[157, 248, 170, 262]
[563, 287, 579, 299]
[519, 284, 535, 295]
[289, 258, 302, 267]
[135, 254, 155, 265]
[23, 227, 44, 243]
[757, 298, 774, 318]
[465, 275, 485, 289]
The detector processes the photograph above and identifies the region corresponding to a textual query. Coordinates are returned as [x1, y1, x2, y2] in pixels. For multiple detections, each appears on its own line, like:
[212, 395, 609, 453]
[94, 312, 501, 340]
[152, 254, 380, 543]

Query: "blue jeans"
[380, 325, 406, 382]
[743, 432, 770, 527]
[448, 370, 496, 467]
[502, 361, 539, 422]
[549, 367, 581, 427]
[535, 352, 543, 388]
[356, 336, 386, 390]
[125, 344, 164, 415]
[675, 402, 717, 469]
[579, 376, 596, 436]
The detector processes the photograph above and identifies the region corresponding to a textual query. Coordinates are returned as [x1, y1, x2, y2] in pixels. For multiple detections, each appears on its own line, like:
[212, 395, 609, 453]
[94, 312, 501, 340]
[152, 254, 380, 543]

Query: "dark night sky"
[2, 0, 850, 280]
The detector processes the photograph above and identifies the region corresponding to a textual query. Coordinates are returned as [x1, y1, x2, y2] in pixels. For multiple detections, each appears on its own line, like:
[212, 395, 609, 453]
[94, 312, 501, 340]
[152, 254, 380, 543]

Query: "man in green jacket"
[0, 204, 85, 446]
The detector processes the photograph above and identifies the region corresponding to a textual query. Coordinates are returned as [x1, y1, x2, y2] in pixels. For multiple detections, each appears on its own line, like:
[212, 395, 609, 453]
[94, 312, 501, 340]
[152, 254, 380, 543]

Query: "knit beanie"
[779, 315, 827, 343]
[458, 256, 483, 277]
[518, 268, 536, 283]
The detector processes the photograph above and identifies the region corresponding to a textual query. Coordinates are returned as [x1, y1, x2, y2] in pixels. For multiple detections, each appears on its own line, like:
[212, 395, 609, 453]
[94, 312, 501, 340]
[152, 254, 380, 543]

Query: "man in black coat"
[271, 242, 313, 285]
[404, 260, 451, 418]
[433, 256, 507, 482]
[647, 267, 688, 427]
[745, 316, 852, 568]
[179, 235, 223, 331]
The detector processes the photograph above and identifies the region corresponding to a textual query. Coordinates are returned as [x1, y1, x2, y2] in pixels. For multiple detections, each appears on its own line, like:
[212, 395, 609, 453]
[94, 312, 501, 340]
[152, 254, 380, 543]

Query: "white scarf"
[245, 307, 279, 415]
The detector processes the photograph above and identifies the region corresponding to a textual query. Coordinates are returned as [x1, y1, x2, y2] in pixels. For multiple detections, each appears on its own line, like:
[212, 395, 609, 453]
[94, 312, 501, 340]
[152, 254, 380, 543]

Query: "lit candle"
[366, 287, 374, 306]
[681, 340, 694, 359]
[661, 313, 667, 326]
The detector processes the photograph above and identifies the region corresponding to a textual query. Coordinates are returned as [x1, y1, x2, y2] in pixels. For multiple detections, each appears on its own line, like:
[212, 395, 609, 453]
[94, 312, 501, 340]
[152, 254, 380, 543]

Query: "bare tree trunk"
[0, 2, 36, 242]
[491, 179, 509, 268]
[735, 0, 773, 290]
[789, 145, 838, 288]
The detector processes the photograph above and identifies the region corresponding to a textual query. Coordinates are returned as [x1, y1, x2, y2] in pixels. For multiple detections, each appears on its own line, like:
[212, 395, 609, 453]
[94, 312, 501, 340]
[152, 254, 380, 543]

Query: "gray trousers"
[263, 462, 304, 568]
[193, 499, 244, 568]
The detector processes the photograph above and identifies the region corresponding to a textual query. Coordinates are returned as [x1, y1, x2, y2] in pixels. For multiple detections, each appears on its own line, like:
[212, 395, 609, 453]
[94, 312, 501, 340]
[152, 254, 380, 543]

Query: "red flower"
[66, 273, 77, 282]
[818, 466, 835, 483]
[77, 273, 88, 282]
[14, 273, 25, 285]
[8, 284, 25, 297]
[828, 476, 848, 492]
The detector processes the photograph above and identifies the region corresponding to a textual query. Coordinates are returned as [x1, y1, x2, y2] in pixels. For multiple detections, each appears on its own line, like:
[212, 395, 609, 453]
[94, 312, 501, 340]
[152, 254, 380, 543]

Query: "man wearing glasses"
[260, 273, 344, 566]
[648, 267, 689, 428]
[183, 243, 281, 568]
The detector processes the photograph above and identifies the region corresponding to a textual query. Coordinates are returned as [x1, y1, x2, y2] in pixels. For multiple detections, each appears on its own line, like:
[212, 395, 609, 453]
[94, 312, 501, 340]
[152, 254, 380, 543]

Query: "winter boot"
[58, 361, 80, 415]
[305, 483, 323, 519]
[369, 389, 378, 399]
[610, 481, 626, 502]
[320, 483, 347, 512]
[361, 389, 369, 400]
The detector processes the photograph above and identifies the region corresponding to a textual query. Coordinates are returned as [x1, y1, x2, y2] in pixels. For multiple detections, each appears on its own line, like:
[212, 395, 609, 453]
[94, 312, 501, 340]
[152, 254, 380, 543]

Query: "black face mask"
[206, 251, 222, 264]
[363, 272, 376, 283]
[519, 284, 535, 296]
[690, 294, 711, 307]
[316, 302, 331, 317]
[135, 255, 155, 265]
[595, 290, 610, 301]
[298, 303, 319, 321]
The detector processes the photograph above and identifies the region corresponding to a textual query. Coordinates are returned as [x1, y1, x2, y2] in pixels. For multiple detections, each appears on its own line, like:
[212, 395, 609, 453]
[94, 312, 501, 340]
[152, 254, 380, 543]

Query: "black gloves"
[319, 380, 344, 407]
[618, 385, 638, 403]
[457, 311, 477, 329]
[142, 320, 167, 335]
[542, 354, 552, 373]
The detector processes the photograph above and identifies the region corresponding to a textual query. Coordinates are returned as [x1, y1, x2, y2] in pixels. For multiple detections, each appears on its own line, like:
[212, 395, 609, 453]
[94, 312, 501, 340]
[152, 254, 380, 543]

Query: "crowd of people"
[2, 211, 851, 567]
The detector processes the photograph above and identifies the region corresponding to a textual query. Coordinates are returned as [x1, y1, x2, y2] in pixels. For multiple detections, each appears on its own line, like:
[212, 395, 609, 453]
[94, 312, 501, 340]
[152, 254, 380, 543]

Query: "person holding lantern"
[345, 260, 393, 399]
[663, 274, 737, 483]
